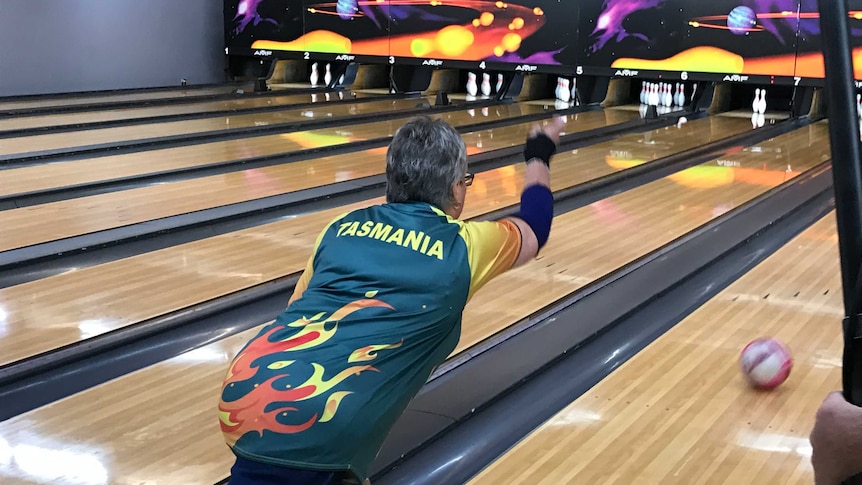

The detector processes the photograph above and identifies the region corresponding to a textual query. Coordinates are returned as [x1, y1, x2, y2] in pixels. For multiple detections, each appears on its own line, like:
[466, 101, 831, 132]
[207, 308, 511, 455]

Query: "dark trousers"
[229, 455, 351, 485]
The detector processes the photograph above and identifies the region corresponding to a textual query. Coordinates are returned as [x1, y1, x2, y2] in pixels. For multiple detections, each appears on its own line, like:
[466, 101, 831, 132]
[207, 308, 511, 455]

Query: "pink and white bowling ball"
[739, 338, 793, 390]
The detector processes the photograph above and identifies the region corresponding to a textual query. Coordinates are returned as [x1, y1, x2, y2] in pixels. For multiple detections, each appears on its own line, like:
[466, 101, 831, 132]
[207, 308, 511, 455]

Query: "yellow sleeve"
[288, 252, 316, 306]
[288, 212, 347, 306]
[458, 219, 523, 300]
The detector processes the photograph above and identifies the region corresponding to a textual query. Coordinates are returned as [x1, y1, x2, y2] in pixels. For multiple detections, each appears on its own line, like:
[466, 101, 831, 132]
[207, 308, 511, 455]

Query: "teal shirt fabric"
[219, 202, 478, 479]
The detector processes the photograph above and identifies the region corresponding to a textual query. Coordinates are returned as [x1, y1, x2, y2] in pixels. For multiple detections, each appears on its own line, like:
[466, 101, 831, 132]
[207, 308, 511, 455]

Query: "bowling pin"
[640, 81, 647, 104]
[310, 62, 319, 86]
[752, 88, 761, 113]
[324, 63, 332, 85]
[665, 84, 672, 107]
[571, 78, 578, 106]
[676, 83, 685, 107]
[759, 89, 768, 114]
[650, 83, 660, 106]
[481, 73, 492, 96]
[466, 72, 478, 97]
[561, 79, 571, 103]
[496, 74, 504, 93]
[339, 74, 345, 86]
[856, 94, 861, 117]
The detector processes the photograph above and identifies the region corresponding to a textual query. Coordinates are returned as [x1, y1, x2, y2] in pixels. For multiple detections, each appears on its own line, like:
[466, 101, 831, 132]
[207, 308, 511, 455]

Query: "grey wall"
[0, 0, 226, 96]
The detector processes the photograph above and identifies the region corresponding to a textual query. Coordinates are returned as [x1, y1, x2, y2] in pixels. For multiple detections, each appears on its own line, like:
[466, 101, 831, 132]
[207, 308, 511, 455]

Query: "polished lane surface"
[0, 102, 562, 198]
[0, 121, 828, 485]
[0, 104, 609, 253]
[0, 85, 244, 112]
[0, 97, 438, 158]
[0, 108, 686, 366]
[0, 92, 370, 132]
[468, 214, 841, 485]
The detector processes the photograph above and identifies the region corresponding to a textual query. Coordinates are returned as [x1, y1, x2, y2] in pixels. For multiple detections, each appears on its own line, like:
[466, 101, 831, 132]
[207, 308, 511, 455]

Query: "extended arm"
[505, 117, 563, 266]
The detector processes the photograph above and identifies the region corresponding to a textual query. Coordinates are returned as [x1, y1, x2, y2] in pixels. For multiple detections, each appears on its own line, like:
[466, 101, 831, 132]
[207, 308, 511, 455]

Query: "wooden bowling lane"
[0, 107, 633, 253]
[0, 85, 244, 112]
[0, 102, 570, 199]
[468, 214, 841, 485]
[0, 114, 744, 368]
[0, 123, 830, 485]
[0, 97, 443, 159]
[0, 92, 366, 132]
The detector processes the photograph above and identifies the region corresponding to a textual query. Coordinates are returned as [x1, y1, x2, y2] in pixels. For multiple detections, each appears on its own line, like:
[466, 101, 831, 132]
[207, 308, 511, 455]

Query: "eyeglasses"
[463, 172, 474, 187]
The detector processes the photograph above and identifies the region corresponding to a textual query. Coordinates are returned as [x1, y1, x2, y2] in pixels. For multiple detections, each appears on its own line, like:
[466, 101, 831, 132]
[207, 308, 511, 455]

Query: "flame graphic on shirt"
[219, 296, 399, 446]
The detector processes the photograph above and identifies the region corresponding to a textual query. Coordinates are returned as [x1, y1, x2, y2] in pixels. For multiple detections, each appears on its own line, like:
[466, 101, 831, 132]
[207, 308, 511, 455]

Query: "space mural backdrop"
[226, 0, 862, 80]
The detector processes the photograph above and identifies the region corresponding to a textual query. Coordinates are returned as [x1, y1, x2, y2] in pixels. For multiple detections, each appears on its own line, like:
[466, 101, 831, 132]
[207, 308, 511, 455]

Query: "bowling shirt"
[218, 201, 522, 480]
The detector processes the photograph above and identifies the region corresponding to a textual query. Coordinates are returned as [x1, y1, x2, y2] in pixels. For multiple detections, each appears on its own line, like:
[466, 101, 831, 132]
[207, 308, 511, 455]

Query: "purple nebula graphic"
[488, 48, 565, 65]
[590, 0, 665, 53]
[359, 5, 459, 29]
[233, 0, 278, 35]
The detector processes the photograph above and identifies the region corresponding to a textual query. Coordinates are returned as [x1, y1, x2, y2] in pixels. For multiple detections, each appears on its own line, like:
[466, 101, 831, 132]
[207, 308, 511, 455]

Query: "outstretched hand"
[529, 115, 566, 145]
[524, 115, 566, 168]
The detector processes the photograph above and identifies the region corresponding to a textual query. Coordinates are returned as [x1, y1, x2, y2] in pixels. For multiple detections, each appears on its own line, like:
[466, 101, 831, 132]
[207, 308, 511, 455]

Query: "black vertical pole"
[818, 1, 862, 483]
[819, 0, 862, 327]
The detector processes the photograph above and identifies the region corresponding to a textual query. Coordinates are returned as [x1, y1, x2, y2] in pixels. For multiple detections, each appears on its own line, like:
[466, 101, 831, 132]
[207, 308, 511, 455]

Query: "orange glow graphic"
[252, 0, 544, 59]
[611, 46, 761, 75]
[610, 43, 862, 79]
[792, 48, 862, 79]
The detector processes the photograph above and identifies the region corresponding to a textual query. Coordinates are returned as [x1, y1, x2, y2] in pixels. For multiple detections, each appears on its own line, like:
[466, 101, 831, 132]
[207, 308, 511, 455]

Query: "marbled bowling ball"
[740, 338, 793, 390]
[728, 6, 758, 35]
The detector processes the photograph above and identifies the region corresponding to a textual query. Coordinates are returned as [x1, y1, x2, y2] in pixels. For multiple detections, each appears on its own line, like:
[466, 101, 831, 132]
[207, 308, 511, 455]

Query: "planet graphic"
[727, 6, 758, 35]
